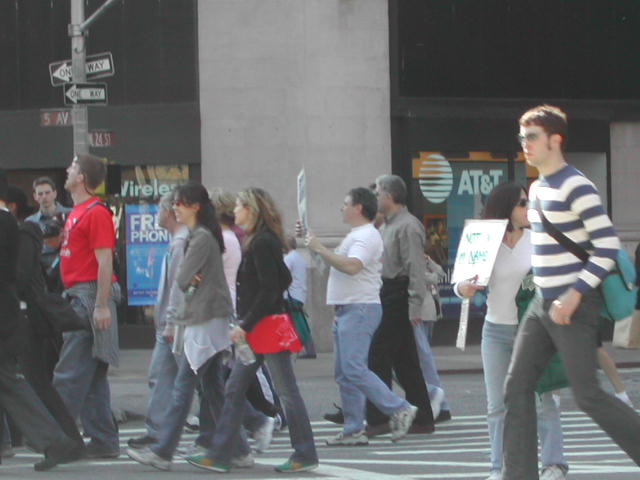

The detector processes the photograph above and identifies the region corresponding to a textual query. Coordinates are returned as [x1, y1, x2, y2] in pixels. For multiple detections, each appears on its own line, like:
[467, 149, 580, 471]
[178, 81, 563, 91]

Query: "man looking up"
[502, 105, 640, 478]
[53, 154, 121, 458]
[304, 187, 418, 444]
[26, 177, 71, 269]
[366, 174, 435, 435]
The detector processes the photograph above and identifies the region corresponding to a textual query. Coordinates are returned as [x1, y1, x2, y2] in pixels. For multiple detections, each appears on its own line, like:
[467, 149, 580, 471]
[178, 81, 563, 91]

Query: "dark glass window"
[398, 0, 640, 99]
[0, 0, 197, 110]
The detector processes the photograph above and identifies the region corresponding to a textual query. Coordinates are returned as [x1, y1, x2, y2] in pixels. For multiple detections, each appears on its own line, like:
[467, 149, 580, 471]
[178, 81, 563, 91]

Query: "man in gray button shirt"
[365, 174, 435, 434]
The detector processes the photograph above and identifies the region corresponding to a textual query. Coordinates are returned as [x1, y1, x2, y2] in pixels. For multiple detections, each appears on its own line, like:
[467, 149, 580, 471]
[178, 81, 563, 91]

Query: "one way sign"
[49, 52, 115, 87]
[63, 83, 108, 105]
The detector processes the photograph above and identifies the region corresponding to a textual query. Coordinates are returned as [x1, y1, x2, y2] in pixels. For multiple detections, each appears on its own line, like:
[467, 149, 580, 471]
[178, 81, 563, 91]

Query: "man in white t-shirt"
[304, 187, 417, 445]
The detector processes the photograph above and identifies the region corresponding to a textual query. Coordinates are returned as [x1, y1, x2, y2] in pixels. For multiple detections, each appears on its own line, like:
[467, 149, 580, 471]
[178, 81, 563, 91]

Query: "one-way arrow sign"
[49, 52, 115, 87]
[63, 83, 108, 105]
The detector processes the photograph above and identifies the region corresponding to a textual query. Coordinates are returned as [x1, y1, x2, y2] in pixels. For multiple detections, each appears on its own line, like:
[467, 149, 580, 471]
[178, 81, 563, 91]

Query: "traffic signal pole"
[69, 0, 119, 156]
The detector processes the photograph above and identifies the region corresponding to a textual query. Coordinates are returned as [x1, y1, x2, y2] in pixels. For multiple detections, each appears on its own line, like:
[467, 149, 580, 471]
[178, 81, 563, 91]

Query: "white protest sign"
[451, 219, 508, 286]
[451, 219, 508, 350]
[296, 169, 325, 274]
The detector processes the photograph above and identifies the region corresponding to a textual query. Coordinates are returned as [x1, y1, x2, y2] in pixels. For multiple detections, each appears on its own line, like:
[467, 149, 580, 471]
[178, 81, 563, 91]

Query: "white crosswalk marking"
[2, 411, 639, 478]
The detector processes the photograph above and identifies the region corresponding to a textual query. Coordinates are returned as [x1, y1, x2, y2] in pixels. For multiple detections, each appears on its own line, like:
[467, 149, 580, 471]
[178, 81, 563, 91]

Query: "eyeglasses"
[517, 132, 541, 144]
[517, 198, 529, 207]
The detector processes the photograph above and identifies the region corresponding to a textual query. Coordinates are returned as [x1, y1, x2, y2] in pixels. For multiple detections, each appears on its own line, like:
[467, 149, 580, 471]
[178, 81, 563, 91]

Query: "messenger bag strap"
[535, 200, 590, 263]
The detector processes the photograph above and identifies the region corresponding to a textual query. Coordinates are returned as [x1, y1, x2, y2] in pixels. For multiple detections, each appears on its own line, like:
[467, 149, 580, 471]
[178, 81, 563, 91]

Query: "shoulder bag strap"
[535, 201, 589, 263]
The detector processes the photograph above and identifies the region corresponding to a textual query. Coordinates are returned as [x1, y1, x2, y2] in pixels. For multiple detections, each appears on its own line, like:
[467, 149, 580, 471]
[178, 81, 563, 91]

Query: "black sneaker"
[323, 403, 344, 424]
[127, 435, 157, 449]
[85, 442, 120, 459]
[435, 410, 452, 424]
[34, 442, 83, 471]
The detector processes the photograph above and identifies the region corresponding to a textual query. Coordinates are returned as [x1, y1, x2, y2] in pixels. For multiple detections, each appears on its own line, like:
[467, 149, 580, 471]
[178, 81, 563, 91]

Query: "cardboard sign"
[451, 219, 508, 286]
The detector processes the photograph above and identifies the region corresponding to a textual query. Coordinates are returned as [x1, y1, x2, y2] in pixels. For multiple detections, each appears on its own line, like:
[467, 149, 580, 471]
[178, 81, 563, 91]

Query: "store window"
[410, 151, 532, 320]
[410, 150, 609, 321]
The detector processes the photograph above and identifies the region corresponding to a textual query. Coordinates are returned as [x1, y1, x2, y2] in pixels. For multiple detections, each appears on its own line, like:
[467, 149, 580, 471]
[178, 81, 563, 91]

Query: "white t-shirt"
[284, 250, 308, 303]
[485, 229, 533, 325]
[326, 223, 383, 305]
[222, 229, 242, 307]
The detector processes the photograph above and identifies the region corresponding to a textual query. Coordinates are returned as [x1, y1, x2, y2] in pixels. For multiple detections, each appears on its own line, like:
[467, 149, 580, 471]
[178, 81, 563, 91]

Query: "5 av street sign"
[49, 52, 114, 86]
[63, 83, 108, 105]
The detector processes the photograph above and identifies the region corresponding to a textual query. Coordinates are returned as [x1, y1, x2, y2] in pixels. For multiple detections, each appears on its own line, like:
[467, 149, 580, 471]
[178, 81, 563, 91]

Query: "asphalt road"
[2, 368, 639, 479]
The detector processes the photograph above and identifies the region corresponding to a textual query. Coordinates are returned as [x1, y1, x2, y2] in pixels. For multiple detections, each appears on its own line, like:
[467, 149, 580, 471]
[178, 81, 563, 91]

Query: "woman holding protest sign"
[454, 182, 568, 480]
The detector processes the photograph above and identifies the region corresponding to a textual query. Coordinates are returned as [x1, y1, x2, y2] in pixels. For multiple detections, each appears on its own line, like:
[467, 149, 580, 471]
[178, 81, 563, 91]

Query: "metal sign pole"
[70, 0, 88, 156]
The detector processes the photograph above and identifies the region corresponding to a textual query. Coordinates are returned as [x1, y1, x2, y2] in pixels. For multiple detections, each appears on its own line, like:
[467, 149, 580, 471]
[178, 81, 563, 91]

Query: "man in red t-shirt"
[53, 154, 121, 458]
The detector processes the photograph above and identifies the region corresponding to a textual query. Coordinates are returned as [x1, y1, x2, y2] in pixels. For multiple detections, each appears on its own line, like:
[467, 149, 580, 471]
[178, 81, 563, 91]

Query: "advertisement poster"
[125, 204, 169, 306]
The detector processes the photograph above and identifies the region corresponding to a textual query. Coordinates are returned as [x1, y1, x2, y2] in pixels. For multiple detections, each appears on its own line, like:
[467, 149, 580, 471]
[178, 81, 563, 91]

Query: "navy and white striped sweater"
[528, 164, 619, 300]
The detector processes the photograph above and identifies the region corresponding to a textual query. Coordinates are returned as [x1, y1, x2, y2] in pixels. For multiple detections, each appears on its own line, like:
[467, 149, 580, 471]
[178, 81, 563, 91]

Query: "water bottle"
[234, 336, 256, 365]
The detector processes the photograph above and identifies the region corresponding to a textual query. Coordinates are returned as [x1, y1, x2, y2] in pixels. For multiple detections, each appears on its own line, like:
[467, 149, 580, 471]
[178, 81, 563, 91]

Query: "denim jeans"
[481, 320, 566, 473]
[333, 304, 408, 434]
[503, 291, 640, 479]
[207, 351, 317, 465]
[413, 321, 450, 412]
[53, 330, 118, 450]
[145, 331, 179, 439]
[151, 351, 230, 460]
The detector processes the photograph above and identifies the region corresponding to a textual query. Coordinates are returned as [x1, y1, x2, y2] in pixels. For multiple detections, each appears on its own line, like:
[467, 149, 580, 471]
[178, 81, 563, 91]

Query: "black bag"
[34, 292, 89, 334]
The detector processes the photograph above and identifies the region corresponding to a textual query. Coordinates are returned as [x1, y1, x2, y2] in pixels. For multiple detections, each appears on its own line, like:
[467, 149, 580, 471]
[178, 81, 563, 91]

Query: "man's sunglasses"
[517, 132, 541, 144]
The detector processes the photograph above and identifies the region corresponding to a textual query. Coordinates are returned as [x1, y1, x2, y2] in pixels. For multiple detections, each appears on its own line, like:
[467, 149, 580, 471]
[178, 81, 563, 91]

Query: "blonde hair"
[209, 187, 236, 226]
[237, 187, 286, 249]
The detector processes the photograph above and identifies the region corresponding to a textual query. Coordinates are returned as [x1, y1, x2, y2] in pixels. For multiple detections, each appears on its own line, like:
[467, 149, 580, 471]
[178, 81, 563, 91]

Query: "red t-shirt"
[60, 197, 117, 288]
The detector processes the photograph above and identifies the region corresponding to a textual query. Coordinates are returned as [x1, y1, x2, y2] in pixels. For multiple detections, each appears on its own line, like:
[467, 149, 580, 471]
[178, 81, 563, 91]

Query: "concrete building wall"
[198, 0, 391, 351]
[611, 122, 640, 251]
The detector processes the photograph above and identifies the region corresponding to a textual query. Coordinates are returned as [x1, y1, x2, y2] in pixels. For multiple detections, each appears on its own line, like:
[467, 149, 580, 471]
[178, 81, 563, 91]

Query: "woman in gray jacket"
[128, 182, 239, 471]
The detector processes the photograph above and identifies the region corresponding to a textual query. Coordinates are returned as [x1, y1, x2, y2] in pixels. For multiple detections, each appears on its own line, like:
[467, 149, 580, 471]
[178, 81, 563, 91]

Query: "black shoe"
[127, 435, 156, 449]
[365, 423, 391, 437]
[323, 403, 344, 425]
[435, 410, 452, 424]
[34, 443, 83, 471]
[408, 422, 435, 434]
[85, 442, 120, 459]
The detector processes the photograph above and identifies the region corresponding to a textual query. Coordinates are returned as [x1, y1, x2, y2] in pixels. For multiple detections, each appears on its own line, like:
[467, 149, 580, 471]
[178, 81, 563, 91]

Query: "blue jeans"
[333, 304, 408, 435]
[481, 320, 566, 473]
[53, 330, 118, 450]
[413, 321, 450, 412]
[207, 351, 317, 465]
[151, 351, 230, 460]
[145, 331, 179, 439]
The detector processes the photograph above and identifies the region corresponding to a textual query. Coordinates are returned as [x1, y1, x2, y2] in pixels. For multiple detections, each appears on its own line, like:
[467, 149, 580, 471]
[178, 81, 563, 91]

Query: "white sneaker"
[232, 453, 255, 468]
[127, 447, 171, 471]
[485, 471, 502, 480]
[389, 405, 418, 442]
[325, 430, 369, 446]
[176, 443, 207, 457]
[252, 416, 275, 453]
[430, 387, 445, 420]
[615, 391, 634, 408]
[540, 464, 568, 480]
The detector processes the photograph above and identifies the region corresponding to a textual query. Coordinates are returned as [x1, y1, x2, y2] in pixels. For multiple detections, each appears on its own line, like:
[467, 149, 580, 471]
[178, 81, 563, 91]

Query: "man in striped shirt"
[502, 105, 640, 479]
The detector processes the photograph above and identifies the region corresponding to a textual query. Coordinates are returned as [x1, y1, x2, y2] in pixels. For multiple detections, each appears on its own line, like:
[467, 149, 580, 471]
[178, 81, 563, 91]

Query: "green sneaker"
[185, 454, 230, 473]
[274, 459, 319, 473]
